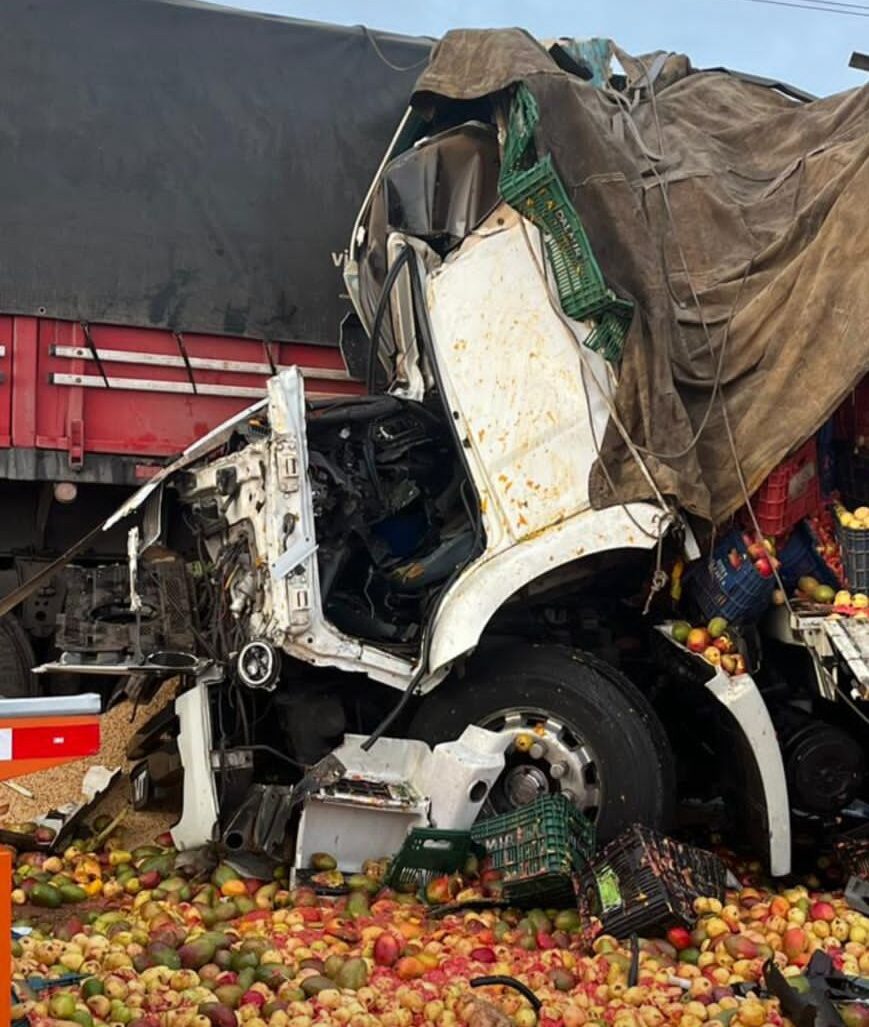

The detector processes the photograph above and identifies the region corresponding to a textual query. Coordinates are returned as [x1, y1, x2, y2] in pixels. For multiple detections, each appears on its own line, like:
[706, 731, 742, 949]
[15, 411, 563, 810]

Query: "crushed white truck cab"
[31, 81, 868, 879]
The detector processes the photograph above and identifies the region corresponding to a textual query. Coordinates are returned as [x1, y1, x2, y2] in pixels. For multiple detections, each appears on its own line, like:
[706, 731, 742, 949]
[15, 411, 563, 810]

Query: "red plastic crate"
[752, 438, 821, 537]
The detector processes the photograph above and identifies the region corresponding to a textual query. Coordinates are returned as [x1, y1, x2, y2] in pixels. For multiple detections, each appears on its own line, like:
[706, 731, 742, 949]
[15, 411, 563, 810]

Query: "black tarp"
[0, 0, 431, 344]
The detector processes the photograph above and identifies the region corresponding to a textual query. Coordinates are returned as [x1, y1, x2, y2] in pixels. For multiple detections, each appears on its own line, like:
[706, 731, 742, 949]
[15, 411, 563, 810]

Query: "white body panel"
[171, 683, 219, 851]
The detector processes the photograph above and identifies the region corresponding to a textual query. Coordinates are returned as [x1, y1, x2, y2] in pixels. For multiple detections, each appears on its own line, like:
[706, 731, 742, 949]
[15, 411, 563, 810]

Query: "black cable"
[241, 743, 306, 770]
[727, 0, 869, 14]
[366, 246, 414, 393]
[359, 26, 431, 72]
[470, 978, 542, 1013]
[360, 664, 426, 752]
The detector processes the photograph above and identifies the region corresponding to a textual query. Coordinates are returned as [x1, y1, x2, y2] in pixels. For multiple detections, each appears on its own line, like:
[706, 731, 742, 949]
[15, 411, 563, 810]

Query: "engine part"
[220, 782, 296, 858]
[236, 639, 281, 690]
[57, 558, 194, 662]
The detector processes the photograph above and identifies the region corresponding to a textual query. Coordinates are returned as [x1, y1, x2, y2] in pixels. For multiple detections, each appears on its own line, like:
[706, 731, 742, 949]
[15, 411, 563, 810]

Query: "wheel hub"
[503, 764, 550, 806]
[478, 709, 601, 818]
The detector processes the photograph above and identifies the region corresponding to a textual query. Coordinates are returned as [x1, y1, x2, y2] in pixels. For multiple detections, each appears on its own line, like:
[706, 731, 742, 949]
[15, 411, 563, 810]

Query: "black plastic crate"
[837, 518, 869, 592]
[836, 443, 869, 510]
[577, 824, 727, 938]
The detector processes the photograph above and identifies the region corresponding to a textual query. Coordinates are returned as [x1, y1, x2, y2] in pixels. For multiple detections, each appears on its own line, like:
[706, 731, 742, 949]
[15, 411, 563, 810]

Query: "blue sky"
[215, 0, 866, 97]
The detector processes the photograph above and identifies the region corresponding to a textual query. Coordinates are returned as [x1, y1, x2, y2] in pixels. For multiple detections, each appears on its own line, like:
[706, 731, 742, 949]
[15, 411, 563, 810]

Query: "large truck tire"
[0, 615, 35, 698]
[408, 643, 674, 842]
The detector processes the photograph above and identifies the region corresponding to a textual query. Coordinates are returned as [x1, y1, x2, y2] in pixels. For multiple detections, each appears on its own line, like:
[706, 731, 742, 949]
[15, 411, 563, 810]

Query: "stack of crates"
[498, 84, 633, 364]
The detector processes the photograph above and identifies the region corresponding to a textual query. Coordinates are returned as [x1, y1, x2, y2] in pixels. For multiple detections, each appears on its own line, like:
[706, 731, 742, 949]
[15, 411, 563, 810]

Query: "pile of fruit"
[12, 829, 869, 1027]
[836, 505, 869, 532]
[794, 577, 869, 619]
[804, 510, 845, 584]
[728, 537, 779, 581]
[671, 619, 747, 676]
[793, 576, 837, 607]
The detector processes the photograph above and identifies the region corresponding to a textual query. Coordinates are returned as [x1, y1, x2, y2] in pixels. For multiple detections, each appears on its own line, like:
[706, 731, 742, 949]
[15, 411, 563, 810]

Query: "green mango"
[301, 975, 336, 997]
[323, 954, 345, 979]
[230, 949, 259, 972]
[335, 957, 368, 991]
[147, 942, 182, 970]
[60, 884, 88, 904]
[137, 854, 175, 877]
[554, 909, 581, 932]
[236, 967, 256, 993]
[234, 895, 255, 914]
[213, 900, 238, 923]
[211, 863, 240, 888]
[255, 964, 295, 988]
[346, 891, 370, 919]
[31, 883, 62, 908]
[213, 984, 244, 1009]
[81, 973, 105, 998]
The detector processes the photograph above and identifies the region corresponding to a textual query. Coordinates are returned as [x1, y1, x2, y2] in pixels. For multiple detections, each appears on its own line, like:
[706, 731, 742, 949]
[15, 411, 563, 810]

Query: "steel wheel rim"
[477, 706, 601, 821]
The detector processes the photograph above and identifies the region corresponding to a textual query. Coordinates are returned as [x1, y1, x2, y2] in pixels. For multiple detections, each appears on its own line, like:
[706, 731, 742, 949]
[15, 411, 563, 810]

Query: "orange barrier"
[0, 714, 100, 781]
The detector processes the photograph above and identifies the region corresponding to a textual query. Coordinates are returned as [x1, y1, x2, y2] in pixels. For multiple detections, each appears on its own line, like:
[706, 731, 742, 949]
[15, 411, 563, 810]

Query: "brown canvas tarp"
[413, 30, 869, 523]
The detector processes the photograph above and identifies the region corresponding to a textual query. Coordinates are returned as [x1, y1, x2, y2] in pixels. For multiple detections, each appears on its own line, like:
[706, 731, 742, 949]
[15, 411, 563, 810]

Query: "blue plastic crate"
[778, 523, 841, 591]
[686, 530, 776, 624]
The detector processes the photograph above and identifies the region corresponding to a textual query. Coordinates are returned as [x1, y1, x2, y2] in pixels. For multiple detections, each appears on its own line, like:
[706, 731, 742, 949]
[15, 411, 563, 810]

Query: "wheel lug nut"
[528, 741, 546, 760]
[550, 760, 568, 779]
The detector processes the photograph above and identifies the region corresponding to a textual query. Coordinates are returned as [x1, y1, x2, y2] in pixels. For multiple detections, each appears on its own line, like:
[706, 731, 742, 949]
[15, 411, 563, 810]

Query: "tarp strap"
[262, 339, 278, 377]
[173, 332, 198, 395]
[79, 321, 110, 389]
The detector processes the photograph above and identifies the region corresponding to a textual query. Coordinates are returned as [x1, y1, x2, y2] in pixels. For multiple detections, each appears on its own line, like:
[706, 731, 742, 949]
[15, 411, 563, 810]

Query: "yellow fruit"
[835, 590, 852, 606]
[855, 507, 869, 521]
[853, 593, 869, 609]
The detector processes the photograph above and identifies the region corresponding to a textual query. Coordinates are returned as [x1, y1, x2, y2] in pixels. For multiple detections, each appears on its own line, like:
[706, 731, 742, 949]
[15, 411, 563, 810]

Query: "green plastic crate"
[501, 156, 613, 322]
[498, 86, 633, 363]
[584, 304, 633, 363]
[384, 827, 480, 896]
[470, 795, 595, 908]
[501, 83, 540, 177]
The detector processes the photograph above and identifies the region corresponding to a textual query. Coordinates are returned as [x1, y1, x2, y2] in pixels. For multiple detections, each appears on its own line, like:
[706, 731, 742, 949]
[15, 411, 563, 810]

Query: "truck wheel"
[408, 644, 674, 841]
[0, 616, 35, 698]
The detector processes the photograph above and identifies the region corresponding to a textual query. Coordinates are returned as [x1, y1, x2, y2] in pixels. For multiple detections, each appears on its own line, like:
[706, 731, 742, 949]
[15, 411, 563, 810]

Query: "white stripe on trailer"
[0, 729, 11, 761]
[51, 345, 352, 381]
[50, 373, 350, 400]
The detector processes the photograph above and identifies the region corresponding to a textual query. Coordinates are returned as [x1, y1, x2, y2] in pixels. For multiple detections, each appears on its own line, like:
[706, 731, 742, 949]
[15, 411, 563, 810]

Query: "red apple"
[810, 900, 835, 922]
[687, 628, 711, 653]
[783, 927, 808, 960]
[373, 933, 402, 967]
[755, 558, 773, 578]
[667, 926, 693, 951]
